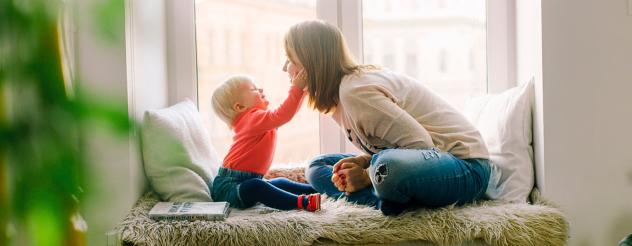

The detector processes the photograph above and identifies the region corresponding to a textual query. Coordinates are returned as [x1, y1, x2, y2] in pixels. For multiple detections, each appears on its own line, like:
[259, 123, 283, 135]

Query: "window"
[362, 0, 487, 111]
[383, 53, 395, 70]
[168, 0, 513, 155]
[438, 49, 448, 73]
[195, 0, 319, 165]
[406, 53, 418, 78]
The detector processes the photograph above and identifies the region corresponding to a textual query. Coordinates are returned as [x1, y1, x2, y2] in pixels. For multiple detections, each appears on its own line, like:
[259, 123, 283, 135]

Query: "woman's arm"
[344, 85, 435, 150]
[332, 85, 435, 193]
[333, 154, 372, 171]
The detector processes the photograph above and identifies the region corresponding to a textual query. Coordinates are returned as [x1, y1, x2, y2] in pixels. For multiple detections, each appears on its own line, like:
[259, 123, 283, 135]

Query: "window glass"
[363, 0, 487, 110]
[195, 0, 319, 165]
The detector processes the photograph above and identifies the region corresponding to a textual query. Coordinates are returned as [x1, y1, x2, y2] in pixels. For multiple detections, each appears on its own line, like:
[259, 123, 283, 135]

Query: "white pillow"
[464, 78, 535, 203]
[141, 100, 221, 202]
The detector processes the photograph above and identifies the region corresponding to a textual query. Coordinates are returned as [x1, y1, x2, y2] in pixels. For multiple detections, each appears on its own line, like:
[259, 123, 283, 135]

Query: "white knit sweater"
[331, 69, 489, 160]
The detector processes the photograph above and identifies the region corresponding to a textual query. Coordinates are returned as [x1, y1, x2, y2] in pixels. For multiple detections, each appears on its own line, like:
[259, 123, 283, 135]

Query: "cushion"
[464, 78, 535, 203]
[117, 168, 568, 246]
[141, 100, 221, 202]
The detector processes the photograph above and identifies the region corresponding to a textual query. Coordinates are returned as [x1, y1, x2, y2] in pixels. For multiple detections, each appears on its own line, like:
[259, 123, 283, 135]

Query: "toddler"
[210, 74, 320, 212]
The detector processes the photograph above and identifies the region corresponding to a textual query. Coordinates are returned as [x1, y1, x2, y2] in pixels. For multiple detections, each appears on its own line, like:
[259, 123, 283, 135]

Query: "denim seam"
[411, 169, 472, 184]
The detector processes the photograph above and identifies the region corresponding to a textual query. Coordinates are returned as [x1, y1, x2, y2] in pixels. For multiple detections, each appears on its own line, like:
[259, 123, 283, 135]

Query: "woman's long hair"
[284, 20, 376, 113]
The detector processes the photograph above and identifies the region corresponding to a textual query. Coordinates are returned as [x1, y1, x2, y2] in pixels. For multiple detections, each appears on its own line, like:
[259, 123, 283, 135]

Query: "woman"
[282, 20, 492, 215]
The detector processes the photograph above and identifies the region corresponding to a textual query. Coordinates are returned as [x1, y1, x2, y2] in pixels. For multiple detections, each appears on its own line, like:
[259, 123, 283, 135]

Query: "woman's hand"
[332, 155, 373, 193]
[290, 69, 307, 90]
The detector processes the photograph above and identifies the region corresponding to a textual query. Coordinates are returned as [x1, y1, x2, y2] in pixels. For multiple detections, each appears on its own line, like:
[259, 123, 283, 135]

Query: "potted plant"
[1, 0, 130, 245]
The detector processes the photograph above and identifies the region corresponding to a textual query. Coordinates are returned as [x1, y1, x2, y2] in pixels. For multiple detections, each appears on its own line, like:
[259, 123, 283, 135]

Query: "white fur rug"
[117, 190, 567, 246]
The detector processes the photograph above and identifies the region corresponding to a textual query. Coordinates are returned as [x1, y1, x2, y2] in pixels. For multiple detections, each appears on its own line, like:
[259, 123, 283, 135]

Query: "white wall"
[74, 0, 168, 245]
[537, 0, 632, 245]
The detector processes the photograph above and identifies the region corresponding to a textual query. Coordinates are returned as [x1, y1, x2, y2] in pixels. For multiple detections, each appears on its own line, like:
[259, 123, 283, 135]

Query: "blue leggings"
[239, 177, 316, 210]
[212, 167, 316, 210]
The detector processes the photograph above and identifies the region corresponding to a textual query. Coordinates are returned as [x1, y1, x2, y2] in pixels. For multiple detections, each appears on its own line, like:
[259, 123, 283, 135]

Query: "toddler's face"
[237, 81, 269, 110]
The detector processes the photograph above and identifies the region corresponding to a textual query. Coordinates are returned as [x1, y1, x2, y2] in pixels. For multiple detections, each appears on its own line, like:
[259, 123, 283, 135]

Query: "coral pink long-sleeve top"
[222, 86, 305, 175]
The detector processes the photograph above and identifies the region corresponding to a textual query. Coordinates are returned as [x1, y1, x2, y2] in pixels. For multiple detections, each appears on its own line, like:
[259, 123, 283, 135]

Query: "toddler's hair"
[211, 75, 253, 127]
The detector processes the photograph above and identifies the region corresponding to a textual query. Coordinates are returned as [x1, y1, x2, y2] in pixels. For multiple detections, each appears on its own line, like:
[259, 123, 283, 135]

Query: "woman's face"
[282, 49, 304, 79]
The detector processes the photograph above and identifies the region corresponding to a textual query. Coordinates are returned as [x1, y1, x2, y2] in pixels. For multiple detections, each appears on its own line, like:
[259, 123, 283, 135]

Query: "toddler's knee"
[240, 178, 266, 192]
[270, 177, 290, 182]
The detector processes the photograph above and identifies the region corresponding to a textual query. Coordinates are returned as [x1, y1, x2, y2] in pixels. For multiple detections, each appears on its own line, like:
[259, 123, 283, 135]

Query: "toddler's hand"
[290, 69, 307, 89]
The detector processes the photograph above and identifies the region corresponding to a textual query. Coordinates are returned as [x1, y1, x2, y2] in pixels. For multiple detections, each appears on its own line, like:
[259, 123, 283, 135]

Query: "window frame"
[165, 0, 198, 104]
[166, 0, 516, 155]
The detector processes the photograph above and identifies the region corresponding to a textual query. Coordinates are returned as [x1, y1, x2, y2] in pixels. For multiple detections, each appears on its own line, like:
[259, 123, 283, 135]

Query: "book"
[148, 201, 231, 221]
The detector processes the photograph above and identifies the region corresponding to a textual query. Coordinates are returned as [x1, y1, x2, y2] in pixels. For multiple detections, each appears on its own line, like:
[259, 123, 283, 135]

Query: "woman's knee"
[371, 149, 405, 168]
[371, 148, 439, 165]
[369, 149, 422, 203]
[372, 176, 408, 203]
[305, 155, 327, 183]
[369, 163, 407, 203]
[305, 153, 345, 183]
[307, 153, 343, 168]
[369, 149, 413, 184]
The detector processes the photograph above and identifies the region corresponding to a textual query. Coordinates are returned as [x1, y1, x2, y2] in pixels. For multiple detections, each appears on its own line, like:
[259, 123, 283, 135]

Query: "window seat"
[115, 167, 568, 246]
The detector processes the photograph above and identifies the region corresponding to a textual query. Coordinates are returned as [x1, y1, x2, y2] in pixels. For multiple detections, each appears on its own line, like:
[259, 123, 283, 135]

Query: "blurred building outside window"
[195, 0, 487, 165]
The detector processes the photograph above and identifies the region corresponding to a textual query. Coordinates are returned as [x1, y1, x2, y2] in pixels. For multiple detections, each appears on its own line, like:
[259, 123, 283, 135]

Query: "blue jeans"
[212, 167, 316, 209]
[305, 148, 491, 214]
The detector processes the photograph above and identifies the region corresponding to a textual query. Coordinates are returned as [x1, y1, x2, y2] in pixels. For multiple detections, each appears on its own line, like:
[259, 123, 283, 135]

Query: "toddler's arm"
[248, 85, 306, 130]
